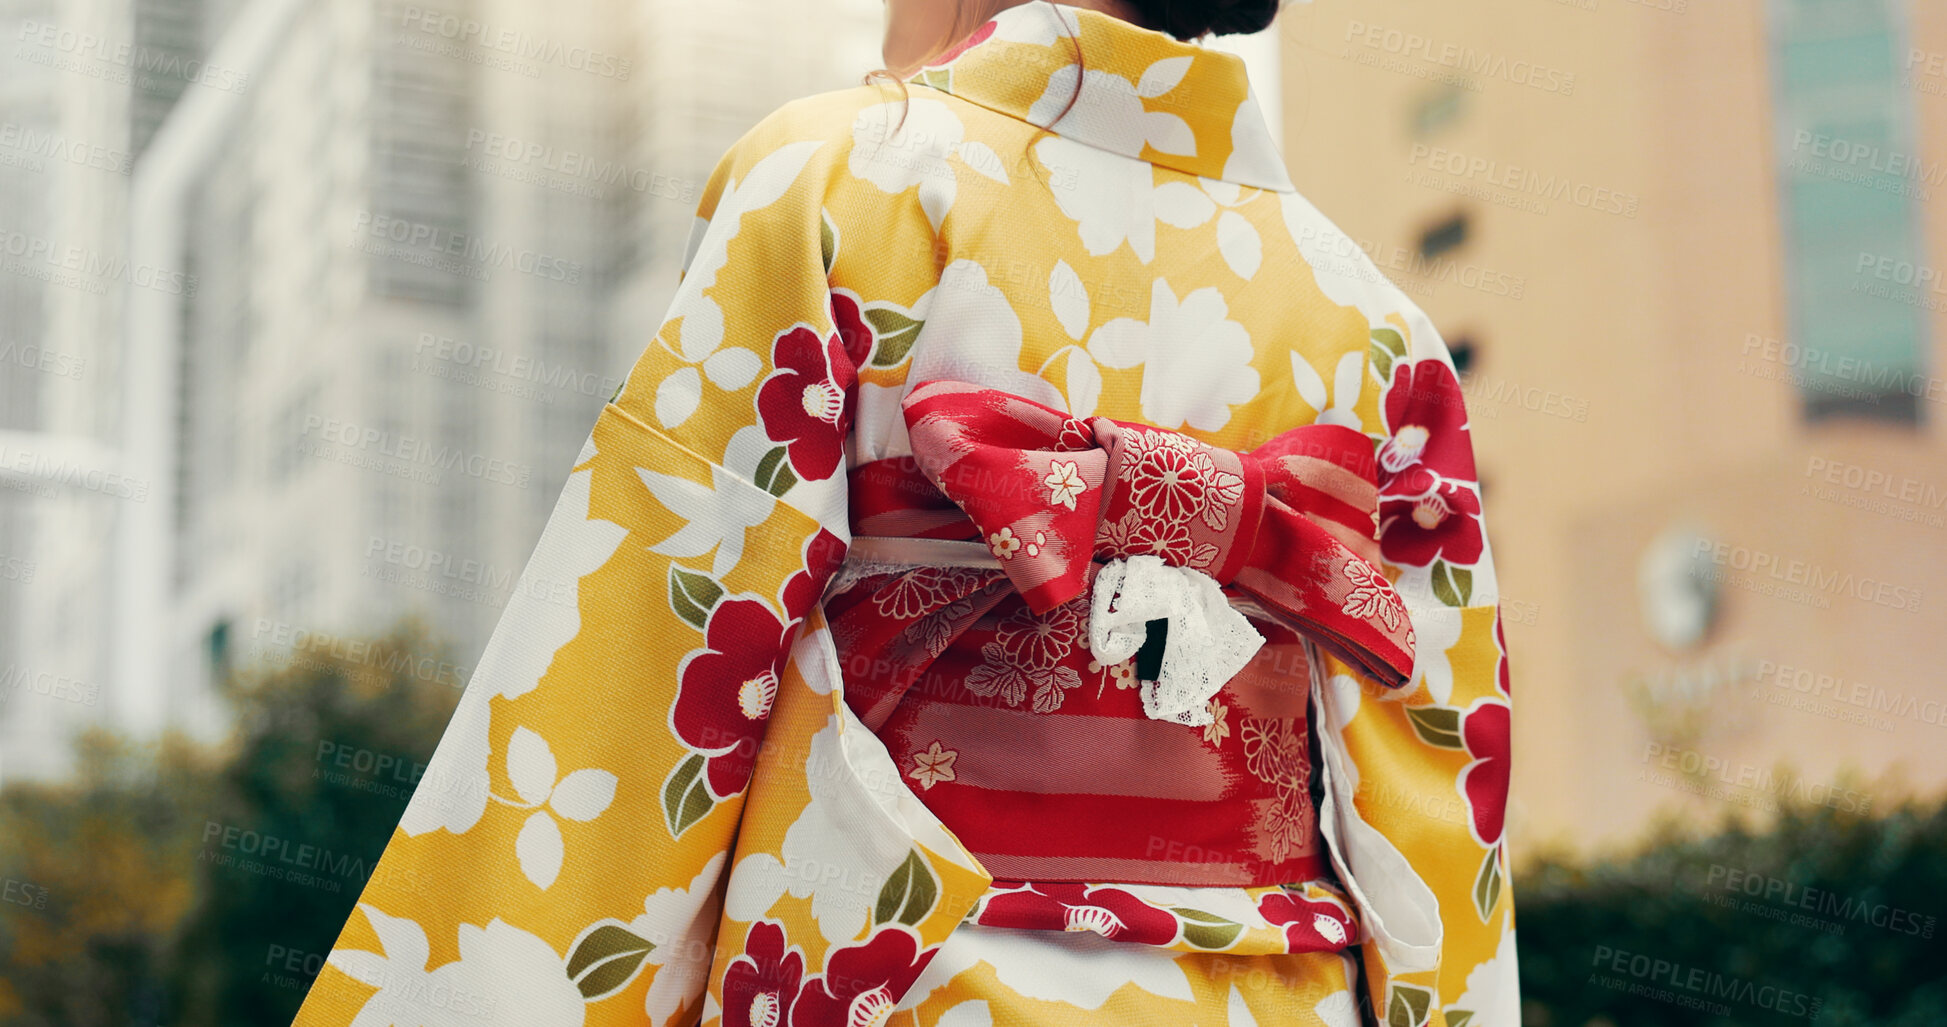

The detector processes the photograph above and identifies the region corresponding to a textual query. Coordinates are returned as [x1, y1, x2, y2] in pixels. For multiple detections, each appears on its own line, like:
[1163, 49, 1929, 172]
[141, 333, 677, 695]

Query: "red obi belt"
[826, 381, 1417, 888]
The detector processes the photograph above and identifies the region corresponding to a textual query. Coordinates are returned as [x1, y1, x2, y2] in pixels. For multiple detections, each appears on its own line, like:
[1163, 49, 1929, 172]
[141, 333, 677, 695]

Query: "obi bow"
[891, 380, 1417, 720]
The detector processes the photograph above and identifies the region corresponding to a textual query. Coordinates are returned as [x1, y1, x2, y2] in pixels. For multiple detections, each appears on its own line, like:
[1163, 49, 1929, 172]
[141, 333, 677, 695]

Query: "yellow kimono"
[291, 3, 1518, 1025]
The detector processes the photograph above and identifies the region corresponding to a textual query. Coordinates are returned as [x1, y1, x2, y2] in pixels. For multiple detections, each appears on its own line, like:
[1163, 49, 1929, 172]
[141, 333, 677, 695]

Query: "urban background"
[0, 0, 1942, 1023]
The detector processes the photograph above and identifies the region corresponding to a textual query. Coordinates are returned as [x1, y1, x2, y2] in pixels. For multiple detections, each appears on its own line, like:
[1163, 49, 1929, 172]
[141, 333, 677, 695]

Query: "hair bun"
[1131, 0, 1281, 40]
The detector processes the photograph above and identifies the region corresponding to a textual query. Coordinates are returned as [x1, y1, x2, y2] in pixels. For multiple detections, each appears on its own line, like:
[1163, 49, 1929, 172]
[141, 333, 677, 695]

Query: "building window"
[1412, 83, 1468, 137]
[1447, 333, 1478, 377]
[1766, 0, 1928, 422]
[1418, 211, 1470, 261]
[207, 618, 232, 686]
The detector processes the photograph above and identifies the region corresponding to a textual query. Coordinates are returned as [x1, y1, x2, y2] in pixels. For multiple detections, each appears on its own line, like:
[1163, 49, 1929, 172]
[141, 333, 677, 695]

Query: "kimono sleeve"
[290, 112, 857, 1027]
[1309, 291, 1519, 1027]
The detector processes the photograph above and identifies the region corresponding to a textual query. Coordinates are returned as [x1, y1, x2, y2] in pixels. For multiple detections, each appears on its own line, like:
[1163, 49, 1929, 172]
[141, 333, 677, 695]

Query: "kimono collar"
[905, 1, 1296, 193]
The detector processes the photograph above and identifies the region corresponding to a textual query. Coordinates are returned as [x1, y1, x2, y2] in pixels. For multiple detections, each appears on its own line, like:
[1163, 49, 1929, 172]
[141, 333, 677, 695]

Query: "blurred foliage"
[0, 619, 462, 1027]
[1516, 775, 1947, 1027]
[0, 729, 216, 1026]
[4, 622, 1943, 1025]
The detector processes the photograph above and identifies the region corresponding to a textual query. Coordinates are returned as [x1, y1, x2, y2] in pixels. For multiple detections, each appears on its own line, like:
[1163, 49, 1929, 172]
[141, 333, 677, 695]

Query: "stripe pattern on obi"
[824, 380, 1413, 888]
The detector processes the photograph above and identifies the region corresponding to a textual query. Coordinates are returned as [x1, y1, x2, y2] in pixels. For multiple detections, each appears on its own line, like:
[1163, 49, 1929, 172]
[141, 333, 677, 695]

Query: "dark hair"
[1129, 0, 1280, 40]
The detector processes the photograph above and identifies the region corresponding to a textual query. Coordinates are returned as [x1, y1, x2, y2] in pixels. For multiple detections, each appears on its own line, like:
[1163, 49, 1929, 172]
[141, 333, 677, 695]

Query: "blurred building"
[0, 0, 61, 782]
[1, 0, 882, 779]
[1278, 0, 1947, 857]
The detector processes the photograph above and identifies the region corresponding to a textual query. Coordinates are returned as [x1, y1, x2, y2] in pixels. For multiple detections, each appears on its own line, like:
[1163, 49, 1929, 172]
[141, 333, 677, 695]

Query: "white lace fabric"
[1087, 554, 1265, 727]
[831, 541, 1267, 728]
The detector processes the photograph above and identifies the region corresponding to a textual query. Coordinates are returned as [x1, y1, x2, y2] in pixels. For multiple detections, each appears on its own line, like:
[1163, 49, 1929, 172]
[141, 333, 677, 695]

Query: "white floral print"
[1044, 459, 1087, 510]
[909, 740, 959, 790]
[1086, 277, 1260, 431]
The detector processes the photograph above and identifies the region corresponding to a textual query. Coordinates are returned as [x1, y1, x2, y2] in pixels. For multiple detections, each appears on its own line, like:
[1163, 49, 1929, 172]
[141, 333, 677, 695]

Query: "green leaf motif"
[1430, 559, 1464, 608]
[1171, 907, 1244, 950]
[1405, 705, 1465, 749]
[668, 565, 724, 631]
[876, 849, 940, 926]
[1446, 1011, 1475, 1027]
[1369, 339, 1397, 382]
[753, 445, 798, 497]
[565, 921, 656, 1001]
[921, 68, 951, 91]
[1388, 982, 1433, 1027]
[1371, 327, 1408, 359]
[1451, 565, 1473, 605]
[1473, 844, 1503, 922]
[820, 209, 837, 274]
[661, 752, 714, 838]
[863, 307, 925, 367]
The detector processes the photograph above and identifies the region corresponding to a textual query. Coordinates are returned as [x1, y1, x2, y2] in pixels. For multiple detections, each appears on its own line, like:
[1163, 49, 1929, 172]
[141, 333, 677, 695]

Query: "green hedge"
[1514, 785, 1946, 1026]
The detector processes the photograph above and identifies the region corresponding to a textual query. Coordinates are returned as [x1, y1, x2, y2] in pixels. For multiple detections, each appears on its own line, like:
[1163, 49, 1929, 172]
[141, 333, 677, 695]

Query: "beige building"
[1277, 0, 1947, 860]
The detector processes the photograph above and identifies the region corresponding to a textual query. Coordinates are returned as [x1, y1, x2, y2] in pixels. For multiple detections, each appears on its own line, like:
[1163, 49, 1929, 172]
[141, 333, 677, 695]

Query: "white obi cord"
[1088, 554, 1266, 727]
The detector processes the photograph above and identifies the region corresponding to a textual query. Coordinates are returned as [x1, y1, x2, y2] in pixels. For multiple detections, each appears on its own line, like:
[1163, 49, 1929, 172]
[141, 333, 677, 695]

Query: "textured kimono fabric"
[290, 3, 1517, 1026]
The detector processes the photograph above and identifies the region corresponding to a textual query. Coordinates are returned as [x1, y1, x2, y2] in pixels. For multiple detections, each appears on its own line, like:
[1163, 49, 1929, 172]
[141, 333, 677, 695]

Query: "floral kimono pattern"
[289, 3, 1517, 1026]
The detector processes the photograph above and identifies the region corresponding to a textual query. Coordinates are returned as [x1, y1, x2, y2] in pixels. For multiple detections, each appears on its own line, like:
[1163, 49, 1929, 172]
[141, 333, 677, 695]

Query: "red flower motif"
[790, 925, 935, 1027]
[1457, 699, 1511, 846]
[994, 599, 1085, 666]
[872, 567, 965, 620]
[830, 290, 874, 369]
[783, 528, 848, 622]
[1256, 889, 1357, 952]
[1378, 466, 1484, 567]
[1097, 509, 1218, 569]
[977, 883, 1180, 945]
[926, 20, 996, 67]
[1494, 607, 1511, 697]
[1378, 359, 1476, 485]
[724, 920, 803, 1027]
[1055, 416, 1096, 453]
[757, 326, 855, 481]
[673, 597, 796, 798]
[1124, 430, 1210, 525]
